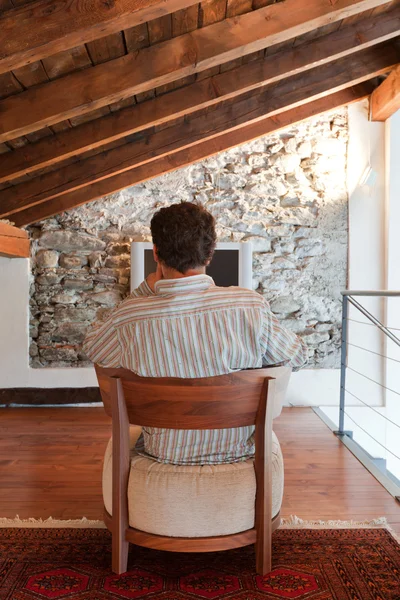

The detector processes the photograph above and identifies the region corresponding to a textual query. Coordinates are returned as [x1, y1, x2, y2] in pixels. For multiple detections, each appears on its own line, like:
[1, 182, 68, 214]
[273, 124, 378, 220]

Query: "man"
[83, 202, 307, 465]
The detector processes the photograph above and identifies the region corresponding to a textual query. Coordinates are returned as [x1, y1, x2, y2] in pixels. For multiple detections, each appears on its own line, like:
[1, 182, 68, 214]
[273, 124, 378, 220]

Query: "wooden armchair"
[96, 366, 282, 576]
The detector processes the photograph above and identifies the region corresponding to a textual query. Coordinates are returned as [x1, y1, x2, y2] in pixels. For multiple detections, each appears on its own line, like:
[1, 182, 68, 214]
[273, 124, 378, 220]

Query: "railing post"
[338, 294, 348, 435]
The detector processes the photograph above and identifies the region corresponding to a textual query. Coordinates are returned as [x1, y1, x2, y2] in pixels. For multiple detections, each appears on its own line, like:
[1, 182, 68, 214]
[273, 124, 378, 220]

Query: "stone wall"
[28, 108, 348, 369]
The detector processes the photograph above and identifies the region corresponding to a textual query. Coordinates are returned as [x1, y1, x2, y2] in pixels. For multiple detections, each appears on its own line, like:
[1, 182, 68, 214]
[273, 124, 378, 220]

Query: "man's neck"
[161, 266, 206, 280]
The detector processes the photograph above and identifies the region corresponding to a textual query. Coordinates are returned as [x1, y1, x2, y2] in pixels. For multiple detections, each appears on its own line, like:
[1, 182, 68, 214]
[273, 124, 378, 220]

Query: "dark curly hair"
[150, 202, 216, 274]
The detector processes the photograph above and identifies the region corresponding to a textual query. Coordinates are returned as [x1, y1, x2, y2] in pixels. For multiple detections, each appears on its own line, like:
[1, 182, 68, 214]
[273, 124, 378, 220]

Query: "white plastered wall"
[0, 257, 97, 389]
[322, 103, 400, 476]
[384, 109, 400, 479]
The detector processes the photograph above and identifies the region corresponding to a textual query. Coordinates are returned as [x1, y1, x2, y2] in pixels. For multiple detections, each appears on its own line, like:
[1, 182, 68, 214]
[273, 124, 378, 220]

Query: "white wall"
[0, 257, 97, 389]
[384, 109, 400, 480]
[347, 101, 386, 407]
[321, 105, 400, 478]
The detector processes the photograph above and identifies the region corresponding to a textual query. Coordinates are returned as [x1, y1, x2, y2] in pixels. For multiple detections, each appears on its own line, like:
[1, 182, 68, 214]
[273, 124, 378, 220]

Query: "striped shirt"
[83, 275, 307, 464]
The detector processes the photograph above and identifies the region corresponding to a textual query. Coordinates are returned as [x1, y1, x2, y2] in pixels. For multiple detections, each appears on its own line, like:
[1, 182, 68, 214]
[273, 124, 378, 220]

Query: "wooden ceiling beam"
[1, 5, 400, 185]
[1, 43, 395, 219]
[11, 83, 373, 227]
[370, 64, 400, 120]
[0, 0, 391, 143]
[0, 221, 29, 258]
[0, 0, 202, 75]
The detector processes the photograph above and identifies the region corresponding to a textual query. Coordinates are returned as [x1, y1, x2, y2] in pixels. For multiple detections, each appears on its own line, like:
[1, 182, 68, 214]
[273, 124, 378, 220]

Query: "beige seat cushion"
[103, 427, 284, 537]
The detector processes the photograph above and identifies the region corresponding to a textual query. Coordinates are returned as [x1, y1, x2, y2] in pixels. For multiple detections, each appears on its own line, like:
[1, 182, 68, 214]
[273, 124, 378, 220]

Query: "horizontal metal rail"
[342, 290, 400, 297]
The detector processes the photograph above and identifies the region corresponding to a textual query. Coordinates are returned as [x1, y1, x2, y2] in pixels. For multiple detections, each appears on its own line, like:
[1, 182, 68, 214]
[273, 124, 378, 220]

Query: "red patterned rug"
[0, 527, 399, 599]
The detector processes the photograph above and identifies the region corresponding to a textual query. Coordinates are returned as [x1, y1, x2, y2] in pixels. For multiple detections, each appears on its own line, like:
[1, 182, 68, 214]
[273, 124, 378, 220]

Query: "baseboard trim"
[0, 387, 101, 406]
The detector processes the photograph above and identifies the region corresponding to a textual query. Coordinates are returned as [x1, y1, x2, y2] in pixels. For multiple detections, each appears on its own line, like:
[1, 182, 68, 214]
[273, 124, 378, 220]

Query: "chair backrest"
[262, 366, 291, 419]
[96, 366, 276, 430]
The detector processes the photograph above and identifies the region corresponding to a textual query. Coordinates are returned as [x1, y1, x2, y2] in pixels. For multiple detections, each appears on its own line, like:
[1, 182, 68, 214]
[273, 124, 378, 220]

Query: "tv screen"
[144, 249, 240, 287]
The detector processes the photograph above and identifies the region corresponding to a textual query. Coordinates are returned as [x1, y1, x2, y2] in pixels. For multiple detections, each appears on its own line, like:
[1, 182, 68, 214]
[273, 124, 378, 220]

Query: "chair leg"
[112, 529, 129, 574]
[255, 529, 272, 576]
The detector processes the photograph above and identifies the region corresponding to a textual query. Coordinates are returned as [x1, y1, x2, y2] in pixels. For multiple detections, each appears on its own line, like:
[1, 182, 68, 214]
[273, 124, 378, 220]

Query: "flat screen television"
[130, 242, 253, 291]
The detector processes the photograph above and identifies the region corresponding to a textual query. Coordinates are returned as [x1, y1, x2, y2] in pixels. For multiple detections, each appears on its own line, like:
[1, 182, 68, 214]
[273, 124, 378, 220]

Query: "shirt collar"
[154, 274, 215, 296]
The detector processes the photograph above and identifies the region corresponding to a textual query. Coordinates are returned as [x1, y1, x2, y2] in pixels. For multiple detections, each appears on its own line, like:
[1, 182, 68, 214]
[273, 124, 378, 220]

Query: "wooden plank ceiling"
[0, 0, 400, 227]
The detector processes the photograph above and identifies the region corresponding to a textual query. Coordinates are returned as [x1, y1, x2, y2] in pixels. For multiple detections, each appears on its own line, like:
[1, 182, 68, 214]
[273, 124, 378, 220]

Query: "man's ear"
[153, 245, 159, 263]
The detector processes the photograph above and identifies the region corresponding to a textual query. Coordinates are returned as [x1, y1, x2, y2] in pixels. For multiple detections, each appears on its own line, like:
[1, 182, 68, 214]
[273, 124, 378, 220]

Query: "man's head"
[150, 202, 216, 275]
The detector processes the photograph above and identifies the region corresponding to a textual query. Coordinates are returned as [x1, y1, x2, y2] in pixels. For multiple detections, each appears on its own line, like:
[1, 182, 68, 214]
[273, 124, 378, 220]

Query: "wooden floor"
[1, 407, 399, 533]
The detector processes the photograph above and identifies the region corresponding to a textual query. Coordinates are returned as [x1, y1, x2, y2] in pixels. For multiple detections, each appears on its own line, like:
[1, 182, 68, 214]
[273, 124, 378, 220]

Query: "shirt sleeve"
[82, 314, 121, 367]
[260, 299, 308, 370]
[83, 281, 153, 367]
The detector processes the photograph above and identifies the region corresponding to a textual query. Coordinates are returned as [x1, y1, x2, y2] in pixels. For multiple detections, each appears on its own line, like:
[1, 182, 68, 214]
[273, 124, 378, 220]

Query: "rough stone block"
[88, 251, 103, 268]
[270, 297, 301, 314]
[39, 230, 106, 252]
[300, 330, 330, 345]
[281, 197, 301, 208]
[36, 249, 59, 268]
[272, 257, 296, 270]
[297, 141, 312, 159]
[29, 342, 38, 357]
[295, 241, 324, 258]
[105, 255, 130, 268]
[51, 322, 88, 343]
[246, 236, 271, 252]
[108, 243, 131, 256]
[59, 254, 87, 268]
[89, 290, 122, 306]
[40, 346, 78, 362]
[315, 323, 333, 332]
[54, 306, 96, 322]
[51, 293, 80, 304]
[36, 273, 62, 286]
[63, 278, 93, 291]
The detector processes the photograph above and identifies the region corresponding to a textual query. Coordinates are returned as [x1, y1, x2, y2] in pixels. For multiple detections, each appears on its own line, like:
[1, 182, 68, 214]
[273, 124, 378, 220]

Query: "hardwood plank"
[226, 0, 252, 17]
[0, 0, 202, 74]
[11, 84, 371, 226]
[0, 407, 398, 533]
[2, 7, 399, 184]
[12, 61, 49, 88]
[172, 5, 199, 36]
[370, 63, 400, 120]
[147, 14, 172, 44]
[0, 70, 22, 99]
[42, 46, 92, 80]
[0, 223, 29, 257]
[123, 23, 150, 52]
[25, 127, 53, 143]
[5, 136, 28, 150]
[50, 121, 72, 134]
[86, 33, 126, 65]
[0, 236, 29, 257]
[0, 45, 393, 218]
[199, 0, 227, 26]
[0, 221, 28, 238]
[0, 0, 14, 11]
[68, 106, 110, 127]
[0, 0, 391, 143]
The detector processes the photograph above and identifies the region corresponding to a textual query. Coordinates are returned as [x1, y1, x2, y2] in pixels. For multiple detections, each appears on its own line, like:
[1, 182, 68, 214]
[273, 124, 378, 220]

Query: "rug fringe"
[280, 515, 400, 543]
[0, 515, 398, 543]
[0, 516, 106, 529]
[280, 515, 388, 528]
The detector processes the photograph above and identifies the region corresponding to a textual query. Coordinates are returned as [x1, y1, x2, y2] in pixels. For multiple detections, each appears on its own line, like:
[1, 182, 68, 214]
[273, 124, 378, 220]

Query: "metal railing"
[335, 291, 400, 501]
